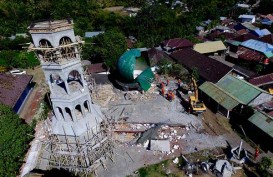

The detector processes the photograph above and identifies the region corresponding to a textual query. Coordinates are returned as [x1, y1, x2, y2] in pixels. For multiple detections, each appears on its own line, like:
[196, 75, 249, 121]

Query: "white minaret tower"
[28, 19, 112, 173]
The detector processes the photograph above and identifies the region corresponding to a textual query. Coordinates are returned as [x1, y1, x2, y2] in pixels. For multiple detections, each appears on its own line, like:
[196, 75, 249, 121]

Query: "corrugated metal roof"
[85, 31, 104, 38]
[240, 39, 273, 53]
[248, 73, 273, 86]
[249, 111, 273, 138]
[199, 82, 242, 110]
[216, 75, 264, 104]
[193, 41, 227, 54]
[226, 40, 241, 46]
[170, 48, 232, 83]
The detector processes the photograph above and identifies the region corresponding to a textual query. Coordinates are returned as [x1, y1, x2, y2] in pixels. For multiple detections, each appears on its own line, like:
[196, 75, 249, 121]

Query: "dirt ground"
[19, 66, 48, 123]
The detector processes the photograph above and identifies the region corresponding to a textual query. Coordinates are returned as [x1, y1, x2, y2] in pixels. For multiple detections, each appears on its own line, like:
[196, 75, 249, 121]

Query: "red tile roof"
[259, 34, 273, 44]
[237, 46, 265, 62]
[0, 74, 33, 108]
[249, 73, 273, 86]
[161, 38, 194, 50]
[87, 63, 107, 74]
[170, 48, 232, 83]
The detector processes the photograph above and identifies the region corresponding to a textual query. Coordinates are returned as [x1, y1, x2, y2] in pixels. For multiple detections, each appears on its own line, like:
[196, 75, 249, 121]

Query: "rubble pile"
[92, 84, 116, 106]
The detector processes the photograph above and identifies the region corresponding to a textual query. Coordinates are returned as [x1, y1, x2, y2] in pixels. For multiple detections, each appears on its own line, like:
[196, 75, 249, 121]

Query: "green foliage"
[87, 29, 127, 70]
[257, 157, 273, 177]
[191, 67, 199, 81]
[254, 64, 263, 74]
[0, 50, 39, 69]
[157, 58, 173, 75]
[0, 104, 33, 177]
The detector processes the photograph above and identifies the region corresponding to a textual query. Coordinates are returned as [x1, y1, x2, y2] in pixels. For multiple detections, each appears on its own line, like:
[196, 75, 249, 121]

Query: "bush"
[0, 104, 33, 177]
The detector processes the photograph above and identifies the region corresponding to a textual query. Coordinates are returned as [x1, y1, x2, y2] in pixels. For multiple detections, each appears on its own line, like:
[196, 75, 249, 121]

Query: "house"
[231, 65, 258, 79]
[84, 31, 104, 38]
[248, 73, 273, 91]
[160, 38, 194, 53]
[225, 33, 258, 52]
[170, 48, 232, 83]
[260, 14, 273, 26]
[227, 39, 273, 65]
[234, 23, 264, 37]
[208, 31, 237, 41]
[240, 39, 273, 62]
[199, 75, 273, 118]
[259, 34, 273, 45]
[0, 74, 33, 113]
[238, 15, 256, 23]
[193, 41, 227, 55]
[87, 63, 107, 74]
[147, 47, 172, 66]
[247, 110, 273, 152]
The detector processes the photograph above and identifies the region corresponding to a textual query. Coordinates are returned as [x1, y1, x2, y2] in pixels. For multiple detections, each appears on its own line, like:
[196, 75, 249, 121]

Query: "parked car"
[9, 69, 26, 75]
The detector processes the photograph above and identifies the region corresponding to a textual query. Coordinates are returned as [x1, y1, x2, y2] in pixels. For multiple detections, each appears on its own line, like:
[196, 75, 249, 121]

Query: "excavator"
[189, 77, 206, 114]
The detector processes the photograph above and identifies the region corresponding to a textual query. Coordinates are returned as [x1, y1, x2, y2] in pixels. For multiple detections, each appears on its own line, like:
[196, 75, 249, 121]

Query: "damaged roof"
[170, 48, 232, 83]
[0, 74, 33, 108]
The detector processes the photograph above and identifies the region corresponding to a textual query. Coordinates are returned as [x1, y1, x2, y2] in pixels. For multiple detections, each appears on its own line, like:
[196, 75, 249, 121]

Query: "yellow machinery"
[189, 77, 206, 114]
[269, 88, 273, 94]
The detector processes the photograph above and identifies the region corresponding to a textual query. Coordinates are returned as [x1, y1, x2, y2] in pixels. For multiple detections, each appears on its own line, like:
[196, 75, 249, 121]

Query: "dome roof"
[117, 49, 141, 81]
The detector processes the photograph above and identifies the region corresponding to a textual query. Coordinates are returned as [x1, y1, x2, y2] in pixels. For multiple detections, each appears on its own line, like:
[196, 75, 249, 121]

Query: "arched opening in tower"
[57, 107, 64, 120]
[84, 100, 90, 113]
[50, 74, 68, 94]
[38, 39, 56, 62]
[59, 36, 75, 59]
[67, 70, 83, 92]
[65, 107, 73, 121]
[75, 104, 83, 119]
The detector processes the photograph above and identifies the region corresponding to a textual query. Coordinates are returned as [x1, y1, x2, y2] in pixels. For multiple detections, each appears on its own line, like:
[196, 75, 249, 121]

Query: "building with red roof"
[0, 74, 33, 113]
[161, 38, 194, 52]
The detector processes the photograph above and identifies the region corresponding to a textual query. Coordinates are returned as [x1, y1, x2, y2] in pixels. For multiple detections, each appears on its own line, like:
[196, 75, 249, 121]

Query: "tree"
[257, 157, 272, 177]
[191, 67, 199, 81]
[90, 29, 127, 70]
[0, 104, 33, 177]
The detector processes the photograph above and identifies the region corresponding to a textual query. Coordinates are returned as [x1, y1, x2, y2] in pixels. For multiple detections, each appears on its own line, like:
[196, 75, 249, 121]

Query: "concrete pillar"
[64, 81, 70, 94]
[81, 104, 86, 117]
[71, 108, 77, 121]
[48, 80, 53, 92]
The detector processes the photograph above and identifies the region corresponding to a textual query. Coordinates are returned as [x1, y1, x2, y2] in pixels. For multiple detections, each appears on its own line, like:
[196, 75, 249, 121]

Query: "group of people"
[157, 76, 181, 102]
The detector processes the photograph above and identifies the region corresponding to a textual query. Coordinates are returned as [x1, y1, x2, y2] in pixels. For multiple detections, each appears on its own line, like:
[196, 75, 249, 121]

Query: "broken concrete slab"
[150, 140, 170, 152]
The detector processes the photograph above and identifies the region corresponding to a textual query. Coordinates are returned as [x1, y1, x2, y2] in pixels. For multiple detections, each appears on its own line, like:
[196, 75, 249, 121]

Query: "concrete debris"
[214, 159, 234, 177]
[91, 84, 116, 106]
[150, 140, 171, 152]
[173, 157, 179, 164]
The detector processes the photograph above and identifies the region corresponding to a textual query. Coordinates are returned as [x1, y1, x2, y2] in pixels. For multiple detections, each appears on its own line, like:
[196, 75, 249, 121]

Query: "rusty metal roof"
[170, 48, 232, 83]
[249, 110, 273, 138]
[249, 73, 273, 86]
[199, 82, 242, 110]
[0, 74, 33, 108]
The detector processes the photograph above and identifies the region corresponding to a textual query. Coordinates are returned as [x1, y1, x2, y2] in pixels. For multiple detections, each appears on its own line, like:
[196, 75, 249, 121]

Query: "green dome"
[117, 49, 141, 81]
